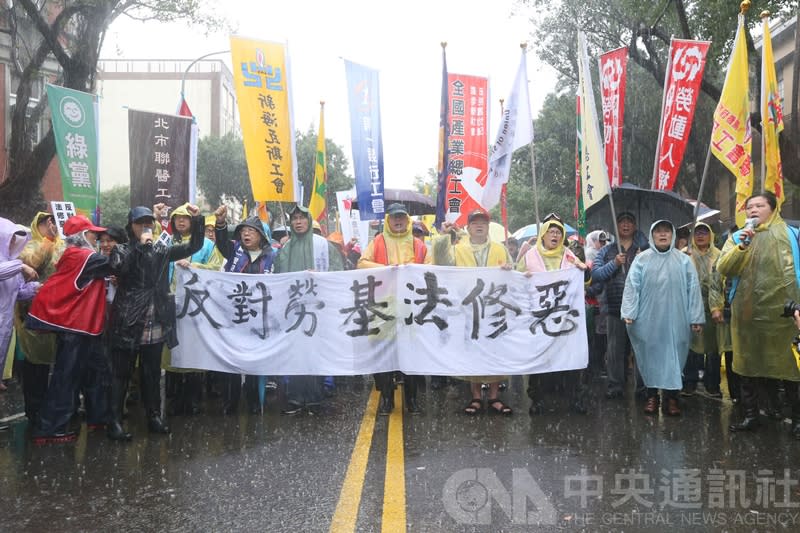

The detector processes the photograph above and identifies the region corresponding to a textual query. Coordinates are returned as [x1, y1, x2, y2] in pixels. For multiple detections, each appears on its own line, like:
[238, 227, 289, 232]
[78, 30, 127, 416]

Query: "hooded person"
[717, 191, 800, 436]
[214, 207, 275, 415]
[13, 212, 65, 424]
[518, 218, 591, 416]
[0, 218, 40, 431]
[681, 222, 723, 397]
[163, 203, 223, 417]
[274, 204, 343, 415]
[621, 220, 705, 417]
[104, 204, 205, 441]
[591, 211, 650, 399]
[358, 203, 427, 415]
[26, 215, 113, 443]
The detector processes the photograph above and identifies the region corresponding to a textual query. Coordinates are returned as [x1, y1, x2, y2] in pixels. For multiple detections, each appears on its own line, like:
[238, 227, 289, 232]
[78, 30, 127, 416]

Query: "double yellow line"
[329, 387, 407, 532]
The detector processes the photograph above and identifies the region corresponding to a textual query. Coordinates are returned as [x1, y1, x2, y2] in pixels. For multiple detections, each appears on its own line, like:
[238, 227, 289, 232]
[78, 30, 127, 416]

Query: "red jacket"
[28, 247, 107, 335]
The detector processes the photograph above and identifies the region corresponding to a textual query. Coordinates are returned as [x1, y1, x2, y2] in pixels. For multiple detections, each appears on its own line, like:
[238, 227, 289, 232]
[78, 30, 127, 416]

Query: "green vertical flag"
[47, 84, 100, 220]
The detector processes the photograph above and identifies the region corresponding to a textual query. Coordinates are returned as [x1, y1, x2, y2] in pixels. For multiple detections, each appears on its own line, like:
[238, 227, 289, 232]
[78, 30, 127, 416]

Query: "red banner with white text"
[599, 47, 628, 188]
[445, 73, 489, 226]
[654, 39, 710, 191]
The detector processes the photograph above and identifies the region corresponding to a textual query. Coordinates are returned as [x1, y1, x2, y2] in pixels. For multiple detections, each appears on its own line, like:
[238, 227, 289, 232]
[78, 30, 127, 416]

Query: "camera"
[782, 300, 800, 318]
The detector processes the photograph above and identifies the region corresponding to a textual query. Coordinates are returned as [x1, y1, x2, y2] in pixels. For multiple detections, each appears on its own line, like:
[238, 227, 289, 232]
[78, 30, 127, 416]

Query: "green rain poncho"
[716, 210, 800, 381]
[685, 222, 721, 355]
[621, 220, 705, 390]
[274, 205, 344, 274]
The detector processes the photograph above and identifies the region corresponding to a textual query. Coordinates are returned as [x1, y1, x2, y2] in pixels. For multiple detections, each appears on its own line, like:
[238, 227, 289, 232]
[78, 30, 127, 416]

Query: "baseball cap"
[467, 208, 491, 223]
[412, 221, 430, 236]
[128, 206, 155, 224]
[386, 203, 409, 216]
[616, 211, 636, 223]
[64, 215, 106, 236]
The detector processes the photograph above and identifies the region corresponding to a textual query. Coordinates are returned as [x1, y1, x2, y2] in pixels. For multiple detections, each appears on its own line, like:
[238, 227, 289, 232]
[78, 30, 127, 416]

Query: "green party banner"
[47, 84, 100, 219]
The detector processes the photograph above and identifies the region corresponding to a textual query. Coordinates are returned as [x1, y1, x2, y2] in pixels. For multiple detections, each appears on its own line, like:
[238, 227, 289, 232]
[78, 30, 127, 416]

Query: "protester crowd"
[2, 191, 800, 443]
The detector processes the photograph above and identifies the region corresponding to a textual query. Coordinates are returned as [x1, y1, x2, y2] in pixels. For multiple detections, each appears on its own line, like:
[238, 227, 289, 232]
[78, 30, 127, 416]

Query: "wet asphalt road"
[2, 373, 800, 532]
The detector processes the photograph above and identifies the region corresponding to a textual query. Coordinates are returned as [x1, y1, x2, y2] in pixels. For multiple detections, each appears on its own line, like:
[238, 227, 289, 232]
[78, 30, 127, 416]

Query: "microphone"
[742, 217, 758, 245]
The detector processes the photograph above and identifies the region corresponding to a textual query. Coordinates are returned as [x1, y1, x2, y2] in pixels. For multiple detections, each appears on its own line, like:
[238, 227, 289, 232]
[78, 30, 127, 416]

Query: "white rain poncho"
[621, 220, 705, 390]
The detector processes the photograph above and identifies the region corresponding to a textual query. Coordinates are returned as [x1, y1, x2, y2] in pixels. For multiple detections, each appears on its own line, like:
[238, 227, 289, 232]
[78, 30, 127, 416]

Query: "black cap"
[616, 211, 636, 223]
[100, 225, 128, 244]
[386, 203, 408, 216]
[128, 206, 155, 224]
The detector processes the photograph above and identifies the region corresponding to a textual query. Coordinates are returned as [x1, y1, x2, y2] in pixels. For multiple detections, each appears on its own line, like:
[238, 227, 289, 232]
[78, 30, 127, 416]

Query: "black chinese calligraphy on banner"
[172, 265, 588, 376]
[128, 109, 193, 209]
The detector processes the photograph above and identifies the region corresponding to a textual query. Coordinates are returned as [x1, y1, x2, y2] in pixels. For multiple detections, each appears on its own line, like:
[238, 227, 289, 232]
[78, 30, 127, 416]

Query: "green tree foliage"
[99, 184, 130, 228]
[520, 0, 800, 203]
[412, 168, 438, 203]
[294, 126, 353, 204]
[294, 126, 353, 226]
[196, 133, 252, 208]
[0, 0, 227, 222]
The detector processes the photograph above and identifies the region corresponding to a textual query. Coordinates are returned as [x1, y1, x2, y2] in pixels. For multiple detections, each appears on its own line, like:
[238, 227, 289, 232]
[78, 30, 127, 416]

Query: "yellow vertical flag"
[710, 15, 752, 227]
[230, 36, 298, 202]
[577, 32, 610, 210]
[762, 15, 785, 207]
[309, 102, 328, 233]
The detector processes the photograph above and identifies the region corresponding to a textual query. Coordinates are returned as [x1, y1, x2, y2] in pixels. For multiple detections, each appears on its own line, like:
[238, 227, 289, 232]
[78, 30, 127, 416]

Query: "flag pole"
[760, 10, 769, 192]
[499, 97, 509, 241]
[522, 43, 541, 229]
[651, 37, 674, 190]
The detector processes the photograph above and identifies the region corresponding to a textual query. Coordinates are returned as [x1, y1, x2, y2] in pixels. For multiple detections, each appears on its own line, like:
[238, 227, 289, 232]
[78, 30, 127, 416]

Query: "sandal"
[487, 398, 513, 415]
[464, 398, 483, 415]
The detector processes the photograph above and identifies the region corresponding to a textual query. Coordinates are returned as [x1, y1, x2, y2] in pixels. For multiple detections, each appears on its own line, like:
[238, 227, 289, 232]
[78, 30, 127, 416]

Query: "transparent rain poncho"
[621, 220, 705, 390]
[717, 211, 800, 381]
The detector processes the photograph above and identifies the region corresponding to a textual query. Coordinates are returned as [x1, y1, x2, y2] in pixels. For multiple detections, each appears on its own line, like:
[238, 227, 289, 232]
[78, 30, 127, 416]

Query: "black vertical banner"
[128, 109, 192, 209]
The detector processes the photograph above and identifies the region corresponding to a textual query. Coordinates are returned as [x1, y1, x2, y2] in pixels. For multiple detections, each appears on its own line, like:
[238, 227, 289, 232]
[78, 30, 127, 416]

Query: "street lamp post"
[179, 50, 230, 100]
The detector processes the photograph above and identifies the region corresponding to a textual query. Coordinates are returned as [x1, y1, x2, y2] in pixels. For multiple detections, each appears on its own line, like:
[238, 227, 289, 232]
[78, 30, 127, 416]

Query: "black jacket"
[108, 215, 205, 351]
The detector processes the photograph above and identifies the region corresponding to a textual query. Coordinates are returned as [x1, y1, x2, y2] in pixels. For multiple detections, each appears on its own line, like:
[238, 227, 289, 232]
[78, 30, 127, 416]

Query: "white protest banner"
[50, 201, 76, 238]
[171, 265, 588, 376]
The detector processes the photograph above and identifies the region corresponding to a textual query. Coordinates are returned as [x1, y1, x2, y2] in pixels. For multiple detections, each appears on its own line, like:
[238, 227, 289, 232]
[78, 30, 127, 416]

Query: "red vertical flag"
[653, 39, 710, 191]
[599, 47, 628, 187]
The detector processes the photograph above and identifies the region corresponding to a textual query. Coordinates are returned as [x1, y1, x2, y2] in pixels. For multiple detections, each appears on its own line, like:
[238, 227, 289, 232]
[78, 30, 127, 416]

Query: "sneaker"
[281, 406, 303, 416]
[680, 383, 696, 397]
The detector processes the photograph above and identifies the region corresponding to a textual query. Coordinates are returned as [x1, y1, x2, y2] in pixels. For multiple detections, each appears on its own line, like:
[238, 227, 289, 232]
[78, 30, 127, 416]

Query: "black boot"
[375, 372, 395, 415]
[147, 410, 170, 434]
[730, 377, 760, 432]
[404, 375, 421, 414]
[107, 377, 132, 441]
[378, 393, 394, 416]
[187, 373, 203, 415]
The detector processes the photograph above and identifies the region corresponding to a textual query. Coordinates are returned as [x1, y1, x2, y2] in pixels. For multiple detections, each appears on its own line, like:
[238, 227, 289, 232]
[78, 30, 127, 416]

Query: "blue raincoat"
[621, 220, 705, 390]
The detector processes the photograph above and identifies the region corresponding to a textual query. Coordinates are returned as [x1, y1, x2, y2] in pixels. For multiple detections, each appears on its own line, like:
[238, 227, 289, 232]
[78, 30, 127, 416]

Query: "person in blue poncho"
[621, 220, 705, 417]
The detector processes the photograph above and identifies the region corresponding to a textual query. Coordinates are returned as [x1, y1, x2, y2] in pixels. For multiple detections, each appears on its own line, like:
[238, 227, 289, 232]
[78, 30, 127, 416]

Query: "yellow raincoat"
[14, 212, 64, 365]
[684, 223, 721, 355]
[717, 211, 800, 381]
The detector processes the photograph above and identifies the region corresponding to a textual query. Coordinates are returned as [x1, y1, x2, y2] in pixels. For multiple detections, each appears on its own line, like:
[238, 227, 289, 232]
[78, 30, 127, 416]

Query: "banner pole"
[522, 44, 540, 228]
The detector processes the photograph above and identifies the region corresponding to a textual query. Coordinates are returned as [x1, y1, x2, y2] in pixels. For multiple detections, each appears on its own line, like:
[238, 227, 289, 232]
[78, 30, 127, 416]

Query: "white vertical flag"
[578, 32, 611, 209]
[481, 49, 534, 209]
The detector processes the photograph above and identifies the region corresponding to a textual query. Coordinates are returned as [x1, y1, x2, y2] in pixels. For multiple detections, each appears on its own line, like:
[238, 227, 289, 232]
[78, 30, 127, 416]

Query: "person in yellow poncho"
[358, 203, 427, 415]
[681, 222, 723, 398]
[13, 212, 63, 424]
[429, 208, 514, 415]
[717, 191, 800, 438]
[518, 217, 590, 416]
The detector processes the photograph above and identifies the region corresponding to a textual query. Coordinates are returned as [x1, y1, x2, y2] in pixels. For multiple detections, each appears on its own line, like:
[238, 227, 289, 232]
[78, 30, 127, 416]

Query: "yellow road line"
[329, 389, 380, 533]
[382, 386, 406, 533]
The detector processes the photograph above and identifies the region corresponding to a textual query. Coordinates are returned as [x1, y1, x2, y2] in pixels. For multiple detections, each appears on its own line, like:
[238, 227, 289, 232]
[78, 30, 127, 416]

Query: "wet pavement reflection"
[1, 374, 799, 532]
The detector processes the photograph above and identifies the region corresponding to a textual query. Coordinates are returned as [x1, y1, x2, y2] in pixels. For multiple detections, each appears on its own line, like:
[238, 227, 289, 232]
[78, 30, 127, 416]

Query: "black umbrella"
[585, 183, 695, 234]
[350, 188, 435, 216]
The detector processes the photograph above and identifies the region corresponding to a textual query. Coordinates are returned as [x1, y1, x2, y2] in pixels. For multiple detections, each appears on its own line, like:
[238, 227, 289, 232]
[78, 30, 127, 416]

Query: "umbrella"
[512, 222, 577, 241]
[350, 188, 435, 216]
[489, 222, 508, 242]
[585, 183, 695, 234]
